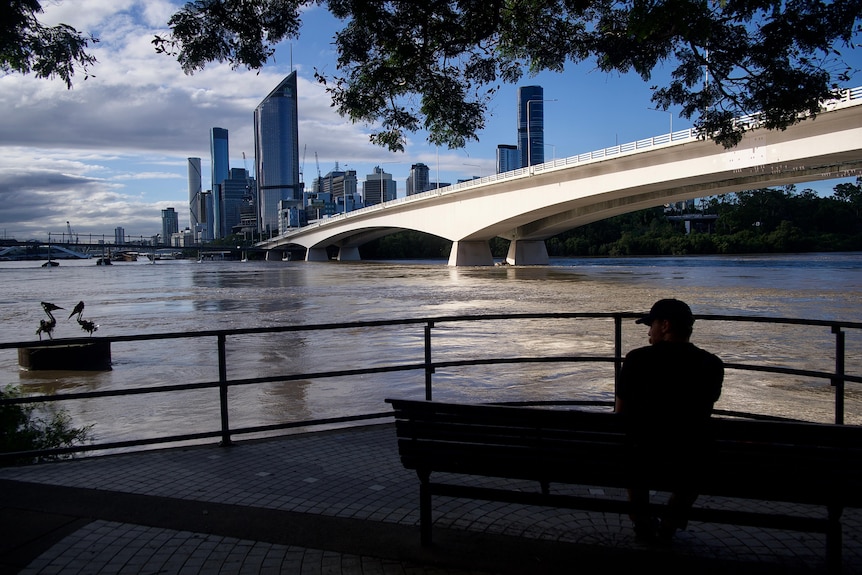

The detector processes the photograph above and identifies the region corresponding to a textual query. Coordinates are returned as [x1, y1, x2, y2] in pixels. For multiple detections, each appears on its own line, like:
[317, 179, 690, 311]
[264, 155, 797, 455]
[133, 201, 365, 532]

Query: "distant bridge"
[264, 87, 862, 266]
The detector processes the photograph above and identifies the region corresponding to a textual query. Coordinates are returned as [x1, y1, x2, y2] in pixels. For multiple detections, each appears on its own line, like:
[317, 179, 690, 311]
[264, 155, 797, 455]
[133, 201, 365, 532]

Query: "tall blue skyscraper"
[210, 128, 229, 238]
[518, 85, 544, 168]
[254, 71, 301, 235]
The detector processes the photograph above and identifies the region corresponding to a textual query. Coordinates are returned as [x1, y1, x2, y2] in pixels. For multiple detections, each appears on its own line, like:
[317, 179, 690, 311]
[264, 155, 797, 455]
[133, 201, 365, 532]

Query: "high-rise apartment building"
[363, 167, 396, 205]
[221, 168, 256, 235]
[114, 227, 125, 244]
[210, 128, 229, 238]
[314, 166, 358, 214]
[188, 157, 202, 231]
[161, 207, 179, 246]
[254, 71, 301, 235]
[406, 163, 430, 196]
[518, 85, 545, 168]
[496, 144, 519, 173]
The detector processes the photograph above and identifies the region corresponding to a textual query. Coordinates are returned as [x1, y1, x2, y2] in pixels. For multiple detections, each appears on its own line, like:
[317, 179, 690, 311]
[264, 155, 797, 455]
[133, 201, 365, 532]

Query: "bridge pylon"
[506, 240, 549, 266]
[447, 241, 494, 266]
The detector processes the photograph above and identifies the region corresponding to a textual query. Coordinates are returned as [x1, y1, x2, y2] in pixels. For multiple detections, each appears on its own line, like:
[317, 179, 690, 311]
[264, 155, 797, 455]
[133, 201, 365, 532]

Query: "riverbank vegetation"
[363, 179, 862, 259]
[0, 385, 92, 465]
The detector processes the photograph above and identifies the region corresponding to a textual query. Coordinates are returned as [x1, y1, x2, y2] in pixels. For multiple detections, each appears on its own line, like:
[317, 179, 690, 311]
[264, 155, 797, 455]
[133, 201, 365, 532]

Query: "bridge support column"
[306, 248, 329, 261]
[337, 246, 360, 261]
[265, 250, 281, 261]
[448, 241, 494, 266]
[506, 240, 549, 266]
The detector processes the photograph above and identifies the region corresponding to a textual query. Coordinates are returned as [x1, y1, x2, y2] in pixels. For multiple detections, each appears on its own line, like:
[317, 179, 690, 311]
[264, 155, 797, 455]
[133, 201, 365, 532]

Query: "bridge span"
[260, 87, 862, 266]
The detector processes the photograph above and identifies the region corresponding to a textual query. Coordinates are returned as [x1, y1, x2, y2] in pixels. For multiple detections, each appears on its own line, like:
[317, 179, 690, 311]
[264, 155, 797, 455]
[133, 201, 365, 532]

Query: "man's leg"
[628, 487, 657, 541]
[659, 490, 698, 540]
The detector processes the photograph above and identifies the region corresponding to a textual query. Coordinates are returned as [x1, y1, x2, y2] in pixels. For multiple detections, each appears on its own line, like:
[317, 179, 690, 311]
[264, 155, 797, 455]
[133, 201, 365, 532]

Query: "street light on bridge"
[647, 107, 673, 138]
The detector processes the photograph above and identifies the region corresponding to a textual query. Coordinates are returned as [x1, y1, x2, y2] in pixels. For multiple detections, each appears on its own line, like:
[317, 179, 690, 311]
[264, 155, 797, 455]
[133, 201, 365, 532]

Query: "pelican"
[69, 300, 85, 321]
[36, 301, 63, 340]
[77, 318, 98, 336]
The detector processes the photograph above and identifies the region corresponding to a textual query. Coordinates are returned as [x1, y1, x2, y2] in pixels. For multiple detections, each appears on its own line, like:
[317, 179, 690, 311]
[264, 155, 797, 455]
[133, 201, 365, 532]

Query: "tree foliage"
[154, 0, 862, 150]
[547, 180, 862, 257]
[0, 385, 92, 465]
[1, 0, 98, 88]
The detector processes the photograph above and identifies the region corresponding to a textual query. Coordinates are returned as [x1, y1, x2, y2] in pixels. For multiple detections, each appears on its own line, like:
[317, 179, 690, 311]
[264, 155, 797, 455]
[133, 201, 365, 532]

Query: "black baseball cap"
[635, 298, 695, 326]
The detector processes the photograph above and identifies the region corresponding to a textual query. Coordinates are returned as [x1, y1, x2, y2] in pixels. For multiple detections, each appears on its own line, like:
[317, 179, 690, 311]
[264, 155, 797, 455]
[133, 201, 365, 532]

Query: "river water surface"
[2, 253, 861, 447]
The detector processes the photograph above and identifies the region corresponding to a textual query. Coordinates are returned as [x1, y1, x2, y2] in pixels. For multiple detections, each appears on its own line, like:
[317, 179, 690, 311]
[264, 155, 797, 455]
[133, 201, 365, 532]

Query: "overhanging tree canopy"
[1, 0, 98, 88]
[8, 1, 859, 150]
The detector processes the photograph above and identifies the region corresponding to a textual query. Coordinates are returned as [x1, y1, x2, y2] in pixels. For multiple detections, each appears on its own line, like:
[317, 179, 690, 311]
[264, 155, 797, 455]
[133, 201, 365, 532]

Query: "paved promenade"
[1, 423, 861, 574]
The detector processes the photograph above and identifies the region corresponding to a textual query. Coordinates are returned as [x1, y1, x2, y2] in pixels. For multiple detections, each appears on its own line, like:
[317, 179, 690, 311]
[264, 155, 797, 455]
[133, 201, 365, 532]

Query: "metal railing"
[2, 312, 861, 462]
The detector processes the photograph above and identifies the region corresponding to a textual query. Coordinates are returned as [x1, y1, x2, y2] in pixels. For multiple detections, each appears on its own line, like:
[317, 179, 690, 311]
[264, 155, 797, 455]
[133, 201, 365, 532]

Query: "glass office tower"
[210, 128, 229, 238]
[517, 86, 545, 168]
[254, 71, 301, 235]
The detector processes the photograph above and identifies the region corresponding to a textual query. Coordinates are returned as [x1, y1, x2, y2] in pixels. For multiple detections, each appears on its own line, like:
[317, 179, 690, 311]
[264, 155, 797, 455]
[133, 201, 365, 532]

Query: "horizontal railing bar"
[4, 312, 861, 351]
[723, 362, 862, 384]
[429, 355, 614, 370]
[1, 380, 225, 405]
[3, 356, 859, 408]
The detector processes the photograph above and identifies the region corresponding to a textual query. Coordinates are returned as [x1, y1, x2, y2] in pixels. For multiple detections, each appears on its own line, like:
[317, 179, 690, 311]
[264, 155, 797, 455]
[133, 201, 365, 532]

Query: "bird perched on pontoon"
[69, 300, 85, 321]
[36, 301, 63, 340]
[77, 318, 98, 336]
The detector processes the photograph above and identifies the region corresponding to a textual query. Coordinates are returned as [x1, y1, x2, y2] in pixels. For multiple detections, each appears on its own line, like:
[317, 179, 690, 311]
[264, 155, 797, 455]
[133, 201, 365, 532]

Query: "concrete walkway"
[1, 424, 860, 574]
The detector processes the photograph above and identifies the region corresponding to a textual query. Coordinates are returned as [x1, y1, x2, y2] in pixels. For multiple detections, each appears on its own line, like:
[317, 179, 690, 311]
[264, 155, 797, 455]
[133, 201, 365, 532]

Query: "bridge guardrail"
[1, 312, 860, 462]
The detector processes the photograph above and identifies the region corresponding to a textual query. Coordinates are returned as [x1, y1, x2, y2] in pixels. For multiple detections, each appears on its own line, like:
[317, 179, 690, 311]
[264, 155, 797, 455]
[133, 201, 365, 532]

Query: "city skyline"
[1, 2, 861, 240]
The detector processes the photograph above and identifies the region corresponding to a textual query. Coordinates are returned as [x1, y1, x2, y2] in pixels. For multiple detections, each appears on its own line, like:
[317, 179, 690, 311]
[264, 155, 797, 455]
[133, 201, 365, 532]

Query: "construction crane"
[315, 151, 321, 179]
[242, 152, 260, 238]
[66, 221, 77, 243]
[241, 152, 253, 201]
[300, 144, 307, 182]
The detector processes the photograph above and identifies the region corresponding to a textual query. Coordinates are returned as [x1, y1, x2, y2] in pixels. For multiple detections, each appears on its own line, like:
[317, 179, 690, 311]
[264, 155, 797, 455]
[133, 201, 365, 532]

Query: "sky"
[1, 1, 861, 241]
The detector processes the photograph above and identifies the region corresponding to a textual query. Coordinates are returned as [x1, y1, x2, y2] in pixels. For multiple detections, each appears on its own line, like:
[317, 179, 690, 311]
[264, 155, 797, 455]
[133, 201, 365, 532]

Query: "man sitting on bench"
[615, 298, 724, 544]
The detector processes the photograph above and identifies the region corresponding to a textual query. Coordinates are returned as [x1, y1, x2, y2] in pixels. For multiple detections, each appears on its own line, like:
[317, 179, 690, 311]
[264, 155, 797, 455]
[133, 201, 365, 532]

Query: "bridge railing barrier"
[1, 312, 860, 463]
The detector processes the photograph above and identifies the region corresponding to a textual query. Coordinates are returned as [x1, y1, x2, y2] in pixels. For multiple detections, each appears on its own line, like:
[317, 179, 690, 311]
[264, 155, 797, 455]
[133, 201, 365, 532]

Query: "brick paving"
[1, 423, 861, 574]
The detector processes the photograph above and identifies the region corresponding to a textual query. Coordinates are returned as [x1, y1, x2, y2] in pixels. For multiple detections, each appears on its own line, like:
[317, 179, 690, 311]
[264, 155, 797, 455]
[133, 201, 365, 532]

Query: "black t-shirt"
[618, 341, 724, 445]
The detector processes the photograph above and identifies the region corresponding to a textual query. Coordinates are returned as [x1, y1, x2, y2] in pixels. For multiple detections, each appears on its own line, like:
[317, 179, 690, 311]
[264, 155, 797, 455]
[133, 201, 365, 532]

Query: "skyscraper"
[406, 163, 430, 195]
[210, 128, 229, 238]
[314, 166, 358, 214]
[363, 166, 396, 205]
[161, 207, 179, 246]
[254, 71, 301, 235]
[188, 157, 202, 231]
[518, 85, 545, 168]
[496, 144, 519, 173]
[221, 168, 256, 235]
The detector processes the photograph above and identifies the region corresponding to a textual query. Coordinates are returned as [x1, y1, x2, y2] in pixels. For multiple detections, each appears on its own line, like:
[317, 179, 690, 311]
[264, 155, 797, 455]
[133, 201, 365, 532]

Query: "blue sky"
[1, 1, 860, 240]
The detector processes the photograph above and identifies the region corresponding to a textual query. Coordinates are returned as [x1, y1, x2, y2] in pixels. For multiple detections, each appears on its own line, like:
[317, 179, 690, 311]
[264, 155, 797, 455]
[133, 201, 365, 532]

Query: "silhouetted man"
[615, 298, 724, 543]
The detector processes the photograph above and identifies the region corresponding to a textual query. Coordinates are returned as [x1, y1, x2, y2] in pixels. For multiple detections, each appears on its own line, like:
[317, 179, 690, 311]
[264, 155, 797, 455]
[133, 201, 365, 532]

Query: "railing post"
[614, 315, 623, 397]
[424, 321, 435, 400]
[218, 334, 233, 446]
[832, 326, 846, 425]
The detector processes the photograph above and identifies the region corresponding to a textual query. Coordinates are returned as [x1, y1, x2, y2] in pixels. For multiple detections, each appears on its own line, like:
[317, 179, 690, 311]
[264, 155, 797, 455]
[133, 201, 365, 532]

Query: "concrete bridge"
[260, 87, 862, 266]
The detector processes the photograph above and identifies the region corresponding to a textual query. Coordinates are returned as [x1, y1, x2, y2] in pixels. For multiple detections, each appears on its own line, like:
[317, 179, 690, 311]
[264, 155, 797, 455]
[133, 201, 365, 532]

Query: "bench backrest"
[386, 399, 862, 507]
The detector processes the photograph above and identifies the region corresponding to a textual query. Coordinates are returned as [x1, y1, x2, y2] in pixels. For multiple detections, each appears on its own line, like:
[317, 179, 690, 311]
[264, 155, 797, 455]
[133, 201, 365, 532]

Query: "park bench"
[386, 398, 862, 573]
